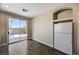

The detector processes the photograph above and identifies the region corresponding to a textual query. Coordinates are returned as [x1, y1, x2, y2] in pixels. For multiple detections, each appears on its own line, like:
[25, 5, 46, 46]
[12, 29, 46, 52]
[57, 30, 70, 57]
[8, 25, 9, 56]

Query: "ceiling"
[0, 3, 65, 18]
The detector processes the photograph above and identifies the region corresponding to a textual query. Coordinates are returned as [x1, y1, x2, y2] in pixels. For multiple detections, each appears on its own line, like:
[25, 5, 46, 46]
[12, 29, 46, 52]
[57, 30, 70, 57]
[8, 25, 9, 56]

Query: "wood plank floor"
[0, 39, 66, 55]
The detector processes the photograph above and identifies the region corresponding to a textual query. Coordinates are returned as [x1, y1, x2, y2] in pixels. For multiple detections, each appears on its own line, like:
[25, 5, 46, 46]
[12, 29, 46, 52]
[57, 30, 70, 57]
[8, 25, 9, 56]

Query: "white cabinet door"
[54, 33, 72, 54]
[54, 22, 72, 33]
[54, 22, 72, 54]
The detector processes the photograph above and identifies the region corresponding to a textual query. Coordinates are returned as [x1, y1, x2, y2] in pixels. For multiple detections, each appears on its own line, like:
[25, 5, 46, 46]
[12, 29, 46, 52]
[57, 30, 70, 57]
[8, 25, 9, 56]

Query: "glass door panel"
[19, 20, 27, 41]
[9, 18, 20, 43]
[9, 18, 27, 43]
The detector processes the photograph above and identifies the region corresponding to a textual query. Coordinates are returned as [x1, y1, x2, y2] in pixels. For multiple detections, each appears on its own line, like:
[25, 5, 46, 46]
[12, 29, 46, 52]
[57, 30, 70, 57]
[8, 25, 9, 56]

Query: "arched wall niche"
[53, 7, 73, 20]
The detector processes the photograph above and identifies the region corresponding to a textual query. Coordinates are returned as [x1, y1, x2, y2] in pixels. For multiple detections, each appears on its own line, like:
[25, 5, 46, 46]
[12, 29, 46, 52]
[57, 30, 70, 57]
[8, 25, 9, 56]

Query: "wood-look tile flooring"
[0, 39, 66, 55]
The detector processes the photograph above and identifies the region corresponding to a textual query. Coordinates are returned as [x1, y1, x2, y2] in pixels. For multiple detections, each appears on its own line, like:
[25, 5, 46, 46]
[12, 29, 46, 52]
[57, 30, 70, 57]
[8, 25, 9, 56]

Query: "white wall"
[32, 11, 53, 47]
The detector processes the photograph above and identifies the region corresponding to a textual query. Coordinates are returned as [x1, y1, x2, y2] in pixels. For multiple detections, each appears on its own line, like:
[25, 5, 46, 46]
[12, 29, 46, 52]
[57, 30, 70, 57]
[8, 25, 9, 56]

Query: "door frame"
[7, 16, 28, 44]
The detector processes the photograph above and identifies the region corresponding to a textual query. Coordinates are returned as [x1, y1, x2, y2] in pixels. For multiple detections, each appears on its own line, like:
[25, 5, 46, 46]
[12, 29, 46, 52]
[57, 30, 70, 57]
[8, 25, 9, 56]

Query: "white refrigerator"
[54, 22, 72, 54]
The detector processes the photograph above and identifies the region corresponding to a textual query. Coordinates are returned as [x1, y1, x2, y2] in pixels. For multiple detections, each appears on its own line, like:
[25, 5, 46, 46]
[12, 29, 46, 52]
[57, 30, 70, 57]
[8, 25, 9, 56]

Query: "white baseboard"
[33, 38, 53, 48]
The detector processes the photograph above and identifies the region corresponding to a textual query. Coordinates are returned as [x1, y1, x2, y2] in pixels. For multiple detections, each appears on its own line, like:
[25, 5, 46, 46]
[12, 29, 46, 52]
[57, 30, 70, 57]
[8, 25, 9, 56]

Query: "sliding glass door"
[19, 20, 27, 40]
[9, 18, 27, 43]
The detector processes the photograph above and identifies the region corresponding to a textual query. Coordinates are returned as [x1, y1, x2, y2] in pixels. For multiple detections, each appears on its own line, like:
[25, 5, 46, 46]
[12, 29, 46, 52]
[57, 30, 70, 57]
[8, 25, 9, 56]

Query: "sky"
[9, 18, 27, 28]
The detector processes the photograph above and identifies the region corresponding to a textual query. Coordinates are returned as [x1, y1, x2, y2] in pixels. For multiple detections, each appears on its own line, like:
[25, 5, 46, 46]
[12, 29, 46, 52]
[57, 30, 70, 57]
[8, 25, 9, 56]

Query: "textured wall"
[32, 11, 53, 47]
[0, 13, 8, 45]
